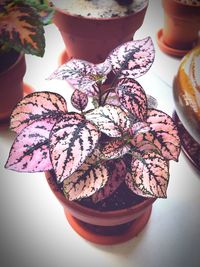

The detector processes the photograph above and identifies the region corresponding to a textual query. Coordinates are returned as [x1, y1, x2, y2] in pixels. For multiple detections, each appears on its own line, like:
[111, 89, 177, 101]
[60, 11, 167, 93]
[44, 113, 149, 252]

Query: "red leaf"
[71, 89, 88, 111]
[48, 59, 111, 96]
[146, 109, 181, 161]
[116, 78, 147, 120]
[50, 113, 100, 183]
[5, 118, 56, 172]
[92, 159, 126, 203]
[63, 150, 109, 200]
[10, 91, 67, 133]
[125, 152, 169, 198]
[108, 37, 155, 79]
[85, 105, 131, 137]
[101, 139, 130, 160]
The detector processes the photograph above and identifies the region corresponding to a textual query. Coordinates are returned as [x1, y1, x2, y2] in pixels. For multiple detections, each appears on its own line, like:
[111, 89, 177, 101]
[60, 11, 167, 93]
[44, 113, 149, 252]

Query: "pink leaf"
[125, 152, 169, 198]
[63, 150, 109, 200]
[5, 118, 56, 172]
[101, 139, 130, 160]
[116, 78, 147, 120]
[92, 159, 126, 203]
[10, 91, 67, 133]
[71, 89, 88, 111]
[50, 113, 100, 183]
[48, 59, 111, 96]
[108, 37, 155, 79]
[85, 105, 131, 137]
[104, 91, 120, 106]
[146, 109, 181, 161]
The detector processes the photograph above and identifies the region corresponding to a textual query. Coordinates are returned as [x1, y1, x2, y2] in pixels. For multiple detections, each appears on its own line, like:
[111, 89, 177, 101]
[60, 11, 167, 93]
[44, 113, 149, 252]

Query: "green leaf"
[0, 1, 45, 56]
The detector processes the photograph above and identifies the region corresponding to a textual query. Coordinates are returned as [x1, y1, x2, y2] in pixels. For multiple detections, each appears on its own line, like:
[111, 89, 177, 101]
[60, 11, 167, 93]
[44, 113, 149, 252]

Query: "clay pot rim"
[54, 1, 148, 22]
[45, 170, 156, 220]
[0, 50, 25, 77]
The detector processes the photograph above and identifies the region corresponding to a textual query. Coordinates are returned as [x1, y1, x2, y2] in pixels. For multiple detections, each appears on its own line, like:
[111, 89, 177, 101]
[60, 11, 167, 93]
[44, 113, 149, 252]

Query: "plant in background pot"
[157, 0, 200, 57]
[5, 36, 181, 245]
[0, 0, 54, 127]
[51, 0, 149, 64]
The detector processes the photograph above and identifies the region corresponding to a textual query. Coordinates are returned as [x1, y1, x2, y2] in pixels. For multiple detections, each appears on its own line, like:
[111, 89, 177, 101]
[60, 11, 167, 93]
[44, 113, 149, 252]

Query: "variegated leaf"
[85, 105, 131, 137]
[48, 59, 111, 96]
[145, 109, 181, 161]
[10, 91, 67, 134]
[50, 113, 100, 183]
[108, 37, 155, 79]
[101, 139, 130, 160]
[116, 78, 147, 120]
[71, 89, 88, 111]
[63, 151, 108, 200]
[0, 2, 45, 56]
[125, 152, 169, 198]
[5, 118, 56, 172]
[92, 159, 126, 203]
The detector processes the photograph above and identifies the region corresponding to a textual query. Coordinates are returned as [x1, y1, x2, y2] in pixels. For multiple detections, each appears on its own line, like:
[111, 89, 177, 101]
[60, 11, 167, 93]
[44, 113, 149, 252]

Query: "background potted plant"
[51, 0, 149, 64]
[5, 36, 181, 245]
[157, 0, 200, 57]
[0, 0, 54, 127]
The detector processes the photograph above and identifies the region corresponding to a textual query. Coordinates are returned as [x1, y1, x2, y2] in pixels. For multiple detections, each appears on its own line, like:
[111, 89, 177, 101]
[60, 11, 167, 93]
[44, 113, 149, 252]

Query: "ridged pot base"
[173, 112, 200, 171]
[64, 206, 152, 245]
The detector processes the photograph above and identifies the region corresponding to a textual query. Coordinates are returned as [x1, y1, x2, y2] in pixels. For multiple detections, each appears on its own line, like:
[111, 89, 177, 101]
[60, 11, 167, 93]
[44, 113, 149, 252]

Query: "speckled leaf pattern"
[101, 139, 130, 160]
[50, 113, 100, 183]
[63, 151, 108, 200]
[85, 105, 131, 137]
[71, 89, 88, 111]
[10, 92, 67, 134]
[0, 2, 45, 56]
[116, 78, 147, 120]
[125, 152, 169, 198]
[108, 37, 155, 79]
[145, 109, 181, 161]
[92, 159, 126, 203]
[5, 118, 56, 172]
[48, 59, 111, 96]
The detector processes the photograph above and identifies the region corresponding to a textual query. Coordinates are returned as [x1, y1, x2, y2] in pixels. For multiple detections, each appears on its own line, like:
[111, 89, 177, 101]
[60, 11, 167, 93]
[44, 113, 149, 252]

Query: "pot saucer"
[58, 50, 70, 65]
[0, 83, 34, 130]
[64, 206, 152, 245]
[157, 29, 189, 58]
[173, 112, 200, 171]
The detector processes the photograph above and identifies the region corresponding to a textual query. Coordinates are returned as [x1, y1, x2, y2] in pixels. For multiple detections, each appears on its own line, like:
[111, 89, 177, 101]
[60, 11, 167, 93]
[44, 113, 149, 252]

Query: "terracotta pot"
[157, 0, 200, 57]
[45, 170, 156, 245]
[53, 2, 148, 63]
[173, 45, 200, 144]
[0, 50, 26, 125]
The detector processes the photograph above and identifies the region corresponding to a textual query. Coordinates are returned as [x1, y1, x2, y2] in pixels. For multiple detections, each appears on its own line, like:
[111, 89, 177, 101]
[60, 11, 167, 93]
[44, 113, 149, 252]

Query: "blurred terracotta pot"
[45, 170, 156, 245]
[53, 2, 148, 63]
[0, 50, 26, 125]
[157, 0, 200, 57]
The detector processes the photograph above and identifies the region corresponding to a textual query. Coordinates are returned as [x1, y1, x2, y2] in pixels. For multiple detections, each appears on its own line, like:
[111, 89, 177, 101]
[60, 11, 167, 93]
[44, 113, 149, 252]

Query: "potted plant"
[0, 0, 54, 127]
[157, 0, 200, 57]
[5, 37, 181, 245]
[51, 0, 149, 64]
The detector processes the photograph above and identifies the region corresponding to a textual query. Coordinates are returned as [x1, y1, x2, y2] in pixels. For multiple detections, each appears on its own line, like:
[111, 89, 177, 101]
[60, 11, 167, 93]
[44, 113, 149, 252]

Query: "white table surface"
[0, 1, 200, 267]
